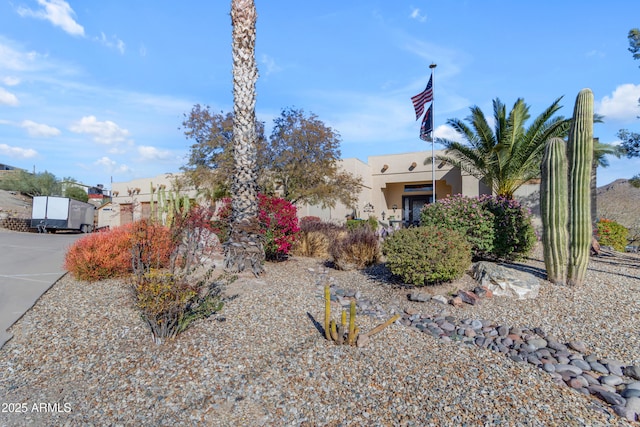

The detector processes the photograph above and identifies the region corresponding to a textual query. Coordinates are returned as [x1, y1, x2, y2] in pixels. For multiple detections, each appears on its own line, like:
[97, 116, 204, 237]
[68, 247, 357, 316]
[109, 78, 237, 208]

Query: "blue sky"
[1, 1, 639, 189]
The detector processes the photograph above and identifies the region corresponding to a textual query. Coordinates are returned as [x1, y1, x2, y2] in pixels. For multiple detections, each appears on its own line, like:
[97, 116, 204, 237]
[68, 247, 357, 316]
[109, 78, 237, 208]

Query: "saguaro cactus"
[540, 137, 569, 285]
[567, 89, 594, 287]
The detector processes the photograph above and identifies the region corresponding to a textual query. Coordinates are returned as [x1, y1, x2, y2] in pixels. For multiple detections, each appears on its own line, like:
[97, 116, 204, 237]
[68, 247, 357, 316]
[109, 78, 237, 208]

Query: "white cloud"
[434, 124, 461, 141]
[94, 156, 131, 174]
[261, 54, 282, 76]
[69, 116, 131, 145]
[96, 32, 126, 54]
[0, 87, 19, 106]
[596, 84, 640, 123]
[409, 8, 427, 23]
[2, 76, 21, 86]
[137, 146, 172, 161]
[0, 38, 58, 74]
[0, 143, 38, 158]
[17, 0, 85, 37]
[20, 120, 61, 137]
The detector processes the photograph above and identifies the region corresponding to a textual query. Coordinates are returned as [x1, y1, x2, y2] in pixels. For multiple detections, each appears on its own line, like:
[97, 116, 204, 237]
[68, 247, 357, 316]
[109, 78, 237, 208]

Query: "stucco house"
[98, 150, 538, 229]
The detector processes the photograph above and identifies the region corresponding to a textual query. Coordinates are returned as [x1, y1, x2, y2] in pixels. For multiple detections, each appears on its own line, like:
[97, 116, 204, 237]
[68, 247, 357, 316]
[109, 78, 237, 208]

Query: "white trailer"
[31, 196, 95, 233]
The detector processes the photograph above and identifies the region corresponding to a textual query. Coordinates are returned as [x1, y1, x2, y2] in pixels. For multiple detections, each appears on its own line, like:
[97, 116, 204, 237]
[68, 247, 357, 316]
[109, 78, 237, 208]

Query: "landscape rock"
[624, 365, 640, 380]
[472, 261, 540, 300]
[613, 405, 637, 422]
[457, 290, 480, 305]
[568, 340, 587, 353]
[431, 295, 448, 305]
[450, 296, 463, 307]
[408, 292, 430, 303]
[600, 375, 623, 387]
[594, 391, 626, 407]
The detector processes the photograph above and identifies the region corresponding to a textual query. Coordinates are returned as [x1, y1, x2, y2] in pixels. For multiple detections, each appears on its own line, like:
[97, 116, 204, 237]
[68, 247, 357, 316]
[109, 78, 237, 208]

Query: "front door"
[403, 195, 432, 226]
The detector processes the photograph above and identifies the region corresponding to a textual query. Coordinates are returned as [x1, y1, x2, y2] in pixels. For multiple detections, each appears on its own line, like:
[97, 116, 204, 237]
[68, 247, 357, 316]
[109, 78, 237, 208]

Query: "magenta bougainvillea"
[213, 194, 300, 260]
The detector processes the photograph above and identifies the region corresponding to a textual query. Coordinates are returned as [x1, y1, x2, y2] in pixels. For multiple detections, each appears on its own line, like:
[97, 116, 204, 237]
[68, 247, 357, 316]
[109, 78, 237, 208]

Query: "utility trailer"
[30, 196, 95, 233]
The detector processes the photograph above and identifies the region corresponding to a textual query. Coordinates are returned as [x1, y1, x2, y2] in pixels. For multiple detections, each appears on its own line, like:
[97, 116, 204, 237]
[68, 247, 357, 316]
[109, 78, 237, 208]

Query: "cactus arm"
[150, 182, 155, 222]
[364, 313, 401, 337]
[567, 89, 594, 287]
[324, 285, 331, 340]
[347, 300, 356, 345]
[540, 137, 569, 285]
[330, 320, 338, 342]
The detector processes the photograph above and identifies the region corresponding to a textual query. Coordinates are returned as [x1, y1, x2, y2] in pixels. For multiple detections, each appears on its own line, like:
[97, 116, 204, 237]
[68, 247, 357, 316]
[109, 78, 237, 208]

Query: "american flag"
[411, 75, 433, 120]
[420, 104, 433, 141]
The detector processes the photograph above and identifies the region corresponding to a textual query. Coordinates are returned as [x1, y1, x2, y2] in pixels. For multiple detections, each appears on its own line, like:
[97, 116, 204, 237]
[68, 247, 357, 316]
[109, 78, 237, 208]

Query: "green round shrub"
[481, 196, 537, 261]
[596, 218, 628, 252]
[420, 194, 494, 259]
[382, 226, 472, 286]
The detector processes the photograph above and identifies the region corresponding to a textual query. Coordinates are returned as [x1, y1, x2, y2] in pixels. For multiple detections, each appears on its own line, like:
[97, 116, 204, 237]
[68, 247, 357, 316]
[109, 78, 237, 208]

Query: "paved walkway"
[0, 230, 83, 349]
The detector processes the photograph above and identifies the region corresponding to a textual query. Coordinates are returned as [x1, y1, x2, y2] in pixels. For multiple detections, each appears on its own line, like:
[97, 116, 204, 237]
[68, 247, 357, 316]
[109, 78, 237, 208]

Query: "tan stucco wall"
[100, 173, 198, 228]
[297, 150, 488, 224]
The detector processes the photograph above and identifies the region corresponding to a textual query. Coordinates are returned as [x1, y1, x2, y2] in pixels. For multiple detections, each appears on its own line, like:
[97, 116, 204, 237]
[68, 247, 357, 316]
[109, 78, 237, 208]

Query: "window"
[404, 184, 433, 192]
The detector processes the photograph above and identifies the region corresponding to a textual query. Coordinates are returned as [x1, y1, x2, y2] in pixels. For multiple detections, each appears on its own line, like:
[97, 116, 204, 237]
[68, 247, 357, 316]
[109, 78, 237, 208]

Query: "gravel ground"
[1, 242, 639, 426]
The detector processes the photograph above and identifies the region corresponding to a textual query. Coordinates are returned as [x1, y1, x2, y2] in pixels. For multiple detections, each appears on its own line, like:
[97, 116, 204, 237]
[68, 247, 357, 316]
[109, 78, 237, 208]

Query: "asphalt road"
[0, 231, 83, 349]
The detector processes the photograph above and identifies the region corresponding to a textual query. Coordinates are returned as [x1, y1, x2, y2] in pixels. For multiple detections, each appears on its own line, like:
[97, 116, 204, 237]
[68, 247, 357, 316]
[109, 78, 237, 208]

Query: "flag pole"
[429, 63, 437, 203]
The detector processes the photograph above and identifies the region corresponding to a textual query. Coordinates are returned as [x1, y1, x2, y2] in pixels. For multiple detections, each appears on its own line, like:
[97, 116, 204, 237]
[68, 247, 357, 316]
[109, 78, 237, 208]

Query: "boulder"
[472, 261, 540, 300]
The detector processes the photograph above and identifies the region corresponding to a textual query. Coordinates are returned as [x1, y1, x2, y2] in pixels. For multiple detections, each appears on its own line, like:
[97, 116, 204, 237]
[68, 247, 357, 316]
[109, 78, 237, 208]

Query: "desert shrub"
[65, 220, 175, 282]
[481, 196, 536, 261]
[367, 216, 379, 231]
[134, 269, 229, 344]
[211, 198, 232, 243]
[346, 219, 366, 230]
[330, 227, 380, 270]
[213, 195, 300, 261]
[64, 225, 135, 281]
[132, 206, 227, 344]
[346, 216, 379, 231]
[292, 219, 345, 258]
[168, 205, 220, 273]
[596, 218, 628, 252]
[128, 220, 175, 275]
[382, 226, 472, 285]
[420, 194, 494, 259]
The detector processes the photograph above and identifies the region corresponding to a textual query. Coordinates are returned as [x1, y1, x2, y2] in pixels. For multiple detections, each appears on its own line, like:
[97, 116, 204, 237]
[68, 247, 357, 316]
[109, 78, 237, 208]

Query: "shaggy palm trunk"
[224, 0, 265, 275]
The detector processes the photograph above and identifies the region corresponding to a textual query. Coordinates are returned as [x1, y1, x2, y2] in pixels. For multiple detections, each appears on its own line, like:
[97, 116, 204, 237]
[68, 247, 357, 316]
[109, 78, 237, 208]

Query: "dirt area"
[0, 189, 32, 219]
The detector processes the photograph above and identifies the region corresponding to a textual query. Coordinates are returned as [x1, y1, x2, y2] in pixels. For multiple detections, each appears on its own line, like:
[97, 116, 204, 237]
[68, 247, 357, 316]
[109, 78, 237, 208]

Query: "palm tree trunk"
[224, 0, 265, 275]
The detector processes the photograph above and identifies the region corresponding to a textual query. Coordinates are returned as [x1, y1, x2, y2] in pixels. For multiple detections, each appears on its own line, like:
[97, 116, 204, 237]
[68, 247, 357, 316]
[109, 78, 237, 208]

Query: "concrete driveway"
[0, 231, 83, 349]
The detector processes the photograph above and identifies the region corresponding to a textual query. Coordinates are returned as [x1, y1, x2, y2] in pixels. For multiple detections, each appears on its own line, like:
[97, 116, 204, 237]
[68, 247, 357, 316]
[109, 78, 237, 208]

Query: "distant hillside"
[0, 189, 32, 218]
[597, 179, 640, 242]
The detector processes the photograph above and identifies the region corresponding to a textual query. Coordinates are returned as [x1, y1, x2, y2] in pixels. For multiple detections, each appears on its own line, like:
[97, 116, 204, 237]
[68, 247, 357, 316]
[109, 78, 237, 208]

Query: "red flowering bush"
[257, 194, 300, 260]
[211, 199, 233, 243]
[213, 194, 300, 261]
